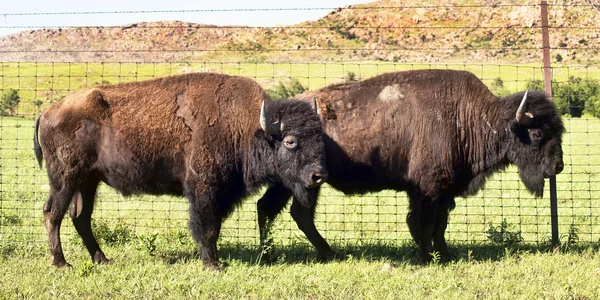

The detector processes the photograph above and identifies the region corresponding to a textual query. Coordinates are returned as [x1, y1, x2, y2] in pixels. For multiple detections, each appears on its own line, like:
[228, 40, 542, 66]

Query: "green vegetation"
[527, 76, 600, 118]
[266, 78, 307, 99]
[1, 88, 21, 116]
[486, 219, 524, 248]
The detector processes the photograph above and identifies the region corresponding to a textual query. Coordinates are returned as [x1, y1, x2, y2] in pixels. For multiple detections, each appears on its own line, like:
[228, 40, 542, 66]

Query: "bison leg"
[188, 192, 223, 271]
[70, 177, 112, 265]
[43, 185, 77, 268]
[432, 196, 455, 262]
[257, 183, 293, 262]
[290, 188, 337, 261]
[406, 190, 437, 263]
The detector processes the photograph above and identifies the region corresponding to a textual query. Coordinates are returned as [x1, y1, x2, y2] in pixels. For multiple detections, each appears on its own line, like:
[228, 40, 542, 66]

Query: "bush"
[525, 77, 600, 118]
[346, 71, 357, 82]
[92, 220, 134, 246]
[33, 100, 44, 113]
[487, 219, 523, 248]
[490, 77, 511, 96]
[266, 78, 307, 99]
[1, 89, 20, 116]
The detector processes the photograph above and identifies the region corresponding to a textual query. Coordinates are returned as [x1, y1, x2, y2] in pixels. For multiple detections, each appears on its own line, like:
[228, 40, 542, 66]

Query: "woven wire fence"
[0, 3, 599, 252]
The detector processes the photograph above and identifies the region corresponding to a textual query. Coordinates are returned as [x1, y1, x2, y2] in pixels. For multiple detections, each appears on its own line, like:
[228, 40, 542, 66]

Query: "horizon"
[0, 0, 371, 37]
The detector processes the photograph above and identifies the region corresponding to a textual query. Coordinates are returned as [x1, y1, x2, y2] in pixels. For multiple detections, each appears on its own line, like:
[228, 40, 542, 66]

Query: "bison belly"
[91, 124, 186, 196]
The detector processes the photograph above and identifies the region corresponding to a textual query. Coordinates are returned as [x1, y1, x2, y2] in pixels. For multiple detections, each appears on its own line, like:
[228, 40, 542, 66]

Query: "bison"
[257, 69, 565, 262]
[33, 72, 328, 270]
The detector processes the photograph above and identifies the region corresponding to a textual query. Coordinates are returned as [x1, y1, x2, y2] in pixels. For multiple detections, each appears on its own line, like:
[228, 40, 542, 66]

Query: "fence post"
[540, 0, 560, 250]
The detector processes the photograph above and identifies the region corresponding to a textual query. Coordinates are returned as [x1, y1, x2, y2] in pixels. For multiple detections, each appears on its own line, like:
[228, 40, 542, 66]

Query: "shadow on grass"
[153, 240, 600, 267]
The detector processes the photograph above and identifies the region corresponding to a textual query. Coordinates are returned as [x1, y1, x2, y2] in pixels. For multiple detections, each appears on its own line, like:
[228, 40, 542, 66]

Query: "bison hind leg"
[43, 182, 78, 268]
[70, 176, 112, 265]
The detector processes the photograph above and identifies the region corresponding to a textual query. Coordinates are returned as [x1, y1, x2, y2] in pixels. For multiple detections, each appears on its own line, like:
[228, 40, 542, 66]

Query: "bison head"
[506, 91, 565, 197]
[255, 99, 328, 206]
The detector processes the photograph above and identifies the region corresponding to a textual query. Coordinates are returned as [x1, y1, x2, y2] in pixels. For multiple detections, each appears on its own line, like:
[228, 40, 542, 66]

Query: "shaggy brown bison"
[257, 69, 565, 262]
[33, 73, 328, 270]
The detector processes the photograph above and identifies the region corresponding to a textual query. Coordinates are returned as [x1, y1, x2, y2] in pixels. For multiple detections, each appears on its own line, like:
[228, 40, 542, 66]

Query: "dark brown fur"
[258, 69, 565, 262]
[34, 72, 327, 269]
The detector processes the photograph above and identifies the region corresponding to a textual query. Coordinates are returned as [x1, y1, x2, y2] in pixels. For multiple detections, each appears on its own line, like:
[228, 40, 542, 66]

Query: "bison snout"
[306, 167, 328, 188]
[544, 161, 564, 178]
[554, 161, 564, 175]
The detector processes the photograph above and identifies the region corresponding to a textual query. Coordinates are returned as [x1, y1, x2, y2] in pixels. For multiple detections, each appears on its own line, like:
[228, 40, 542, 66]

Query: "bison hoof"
[52, 261, 72, 269]
[93, 252, 113, 265]
[203, 261, 227, 271]
[50, 256, 71, 269]
[317, 250, 344, 262]
[258, 247, 277, 264]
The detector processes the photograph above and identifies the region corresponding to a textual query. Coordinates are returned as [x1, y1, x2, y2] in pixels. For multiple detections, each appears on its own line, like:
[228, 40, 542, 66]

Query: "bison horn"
[312, 96, 319, 114]
[260, 100, 282, 136]
[516, 91, 534, 126]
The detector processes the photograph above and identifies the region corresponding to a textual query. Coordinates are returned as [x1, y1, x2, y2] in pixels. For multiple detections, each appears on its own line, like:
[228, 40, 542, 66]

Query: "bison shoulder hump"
[62, 88, 110, 118]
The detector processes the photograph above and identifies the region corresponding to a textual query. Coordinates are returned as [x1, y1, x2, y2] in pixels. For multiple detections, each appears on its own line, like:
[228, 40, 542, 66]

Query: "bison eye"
[527, 128, 544, 144]
[283, 135, 298, 149]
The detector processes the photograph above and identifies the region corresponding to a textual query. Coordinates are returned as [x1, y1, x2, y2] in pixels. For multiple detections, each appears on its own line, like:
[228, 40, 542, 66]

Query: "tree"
[1, 89, 20, 116]
[33, 100, 44, 113]
[266, 78, 307, 99]
[525, 77, 600, 118]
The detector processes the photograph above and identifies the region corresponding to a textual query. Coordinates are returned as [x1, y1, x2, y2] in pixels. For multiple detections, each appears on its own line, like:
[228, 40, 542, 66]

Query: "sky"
[0, 0, 372, 37]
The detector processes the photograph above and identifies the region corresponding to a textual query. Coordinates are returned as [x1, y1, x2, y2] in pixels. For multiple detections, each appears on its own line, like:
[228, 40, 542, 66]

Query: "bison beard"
[256, 69, 565, 263]
[33, 73, 328, 270]
[518, 164, 545, 198]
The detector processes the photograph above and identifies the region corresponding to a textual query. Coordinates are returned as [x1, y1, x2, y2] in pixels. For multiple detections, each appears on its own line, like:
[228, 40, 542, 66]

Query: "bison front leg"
[257, 183, 293, 263]
[290, 188, 338, 261]
[188, 192, 224, 271]
[406, 190, 437, 263]
[432, 196, 455, 262]
[70, 177, 112, 265]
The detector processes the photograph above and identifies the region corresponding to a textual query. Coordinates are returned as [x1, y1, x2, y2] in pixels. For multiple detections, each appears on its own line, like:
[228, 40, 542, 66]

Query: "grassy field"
[2, 243, 600, 299]
[1, 63, 600, 298]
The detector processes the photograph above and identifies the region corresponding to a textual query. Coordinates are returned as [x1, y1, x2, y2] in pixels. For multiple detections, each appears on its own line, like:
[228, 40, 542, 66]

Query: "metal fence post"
[540, 0, 560, 250]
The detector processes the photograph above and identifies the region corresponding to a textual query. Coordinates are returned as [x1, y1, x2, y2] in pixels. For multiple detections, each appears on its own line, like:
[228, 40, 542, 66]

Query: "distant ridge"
[0, 0, 598, 64]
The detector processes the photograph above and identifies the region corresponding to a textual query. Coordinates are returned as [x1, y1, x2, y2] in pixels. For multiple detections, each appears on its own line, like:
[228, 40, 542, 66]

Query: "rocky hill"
[0, 0, 598, 64]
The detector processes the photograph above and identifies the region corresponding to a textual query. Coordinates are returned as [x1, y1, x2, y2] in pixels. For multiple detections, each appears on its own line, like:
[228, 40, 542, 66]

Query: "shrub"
[266, 78, 307, 99]
[92, 219, 134, 246]
[487, 219, 523, 247]
[1, 89, 20, 116]
[345, 71, 357, 82]
[525, 77, 600, 118]
[490, 77, 511, 96]
[33, 100, 44, 113]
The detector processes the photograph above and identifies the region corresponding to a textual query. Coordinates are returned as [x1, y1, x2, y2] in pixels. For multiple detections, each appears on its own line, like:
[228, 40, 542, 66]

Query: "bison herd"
[33, 70, 564, 269]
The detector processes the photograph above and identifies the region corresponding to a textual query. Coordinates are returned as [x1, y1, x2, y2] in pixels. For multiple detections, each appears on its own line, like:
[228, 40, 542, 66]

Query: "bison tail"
[33, 114, 43, 168]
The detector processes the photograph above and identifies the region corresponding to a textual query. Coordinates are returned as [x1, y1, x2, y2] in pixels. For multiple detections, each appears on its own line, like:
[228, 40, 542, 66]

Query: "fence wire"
[0, 3, 599, 252]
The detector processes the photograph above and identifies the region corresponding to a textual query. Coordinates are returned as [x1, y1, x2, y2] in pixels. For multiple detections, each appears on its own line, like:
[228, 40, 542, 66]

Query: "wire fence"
[0, 2, 599, 252]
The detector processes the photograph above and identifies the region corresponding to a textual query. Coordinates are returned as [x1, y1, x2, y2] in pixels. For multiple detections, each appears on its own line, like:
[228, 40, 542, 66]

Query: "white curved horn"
[260, 100, 282, 135]
[516, 91, 533, 126]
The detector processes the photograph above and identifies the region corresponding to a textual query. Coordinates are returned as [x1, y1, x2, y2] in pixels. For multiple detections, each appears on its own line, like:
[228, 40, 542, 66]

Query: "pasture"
[1, 62, 600, 298]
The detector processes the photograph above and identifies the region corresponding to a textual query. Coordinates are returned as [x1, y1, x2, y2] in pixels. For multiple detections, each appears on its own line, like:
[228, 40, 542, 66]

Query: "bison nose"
[555, 161, 564, 175]
[307, 168, 328, 188]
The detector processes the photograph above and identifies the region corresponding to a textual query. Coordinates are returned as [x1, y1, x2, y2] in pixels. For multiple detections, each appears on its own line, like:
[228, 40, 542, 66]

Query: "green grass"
[1, 63, 600, 298]
[2, 241, 600, 299]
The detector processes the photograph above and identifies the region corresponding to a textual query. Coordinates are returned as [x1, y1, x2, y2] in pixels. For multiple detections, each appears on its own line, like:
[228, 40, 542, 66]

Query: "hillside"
[0, 0, 598, 64]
